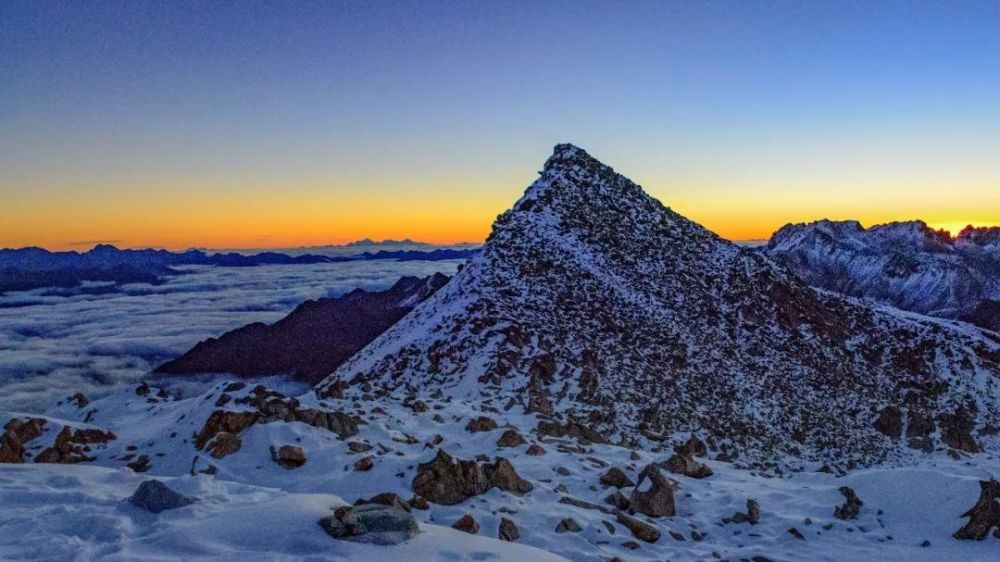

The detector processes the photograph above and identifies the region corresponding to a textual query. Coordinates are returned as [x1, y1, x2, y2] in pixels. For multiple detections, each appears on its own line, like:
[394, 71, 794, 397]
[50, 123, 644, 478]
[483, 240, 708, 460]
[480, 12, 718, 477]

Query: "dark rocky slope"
[157, 274, 449, 384]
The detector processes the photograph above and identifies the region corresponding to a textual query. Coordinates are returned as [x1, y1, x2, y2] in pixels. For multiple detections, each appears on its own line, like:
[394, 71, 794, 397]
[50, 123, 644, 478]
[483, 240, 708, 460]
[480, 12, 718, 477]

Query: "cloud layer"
[0, 260, 462, 412]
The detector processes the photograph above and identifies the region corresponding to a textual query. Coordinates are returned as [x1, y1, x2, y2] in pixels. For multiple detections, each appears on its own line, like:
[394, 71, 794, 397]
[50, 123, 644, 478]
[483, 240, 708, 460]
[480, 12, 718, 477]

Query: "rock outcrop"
[411, 449, 532, 505]
[954, 480, 1000, 540]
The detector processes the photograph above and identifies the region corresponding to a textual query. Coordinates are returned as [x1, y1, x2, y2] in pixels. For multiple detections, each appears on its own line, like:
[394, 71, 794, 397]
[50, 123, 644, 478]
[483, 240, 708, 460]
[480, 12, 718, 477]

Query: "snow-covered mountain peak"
[320, 145, 1000, 469]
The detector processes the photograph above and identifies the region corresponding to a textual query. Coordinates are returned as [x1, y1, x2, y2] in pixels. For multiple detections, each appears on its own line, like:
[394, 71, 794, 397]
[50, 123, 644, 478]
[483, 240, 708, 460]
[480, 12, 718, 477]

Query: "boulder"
[272, 445, 306, 469]
[616, 511, 661, 543]
[128, 480, 197, 513]
[319, 503, 419, 545]
[0, 418, 46, 463]
[628, 464, 675, 517]
[525, 443, 547, 456]
[664, 451, 712, 479]
[555, 518, 582, 533]
[954, 480, 1000, 540]
[356, 492, 410, 512]
[411, 450, 532, 505]
[207, 432, 242, 459]
[536, 420, 607, 444]
[834, 486, 863, 520]
[465, 416, 499, 433]
[497, 429, 527, 448]
[498, 517, 519, 541]
[452, 514, 480, 534]
[354, 456, 374, 471]
[600, 467, 635, 488]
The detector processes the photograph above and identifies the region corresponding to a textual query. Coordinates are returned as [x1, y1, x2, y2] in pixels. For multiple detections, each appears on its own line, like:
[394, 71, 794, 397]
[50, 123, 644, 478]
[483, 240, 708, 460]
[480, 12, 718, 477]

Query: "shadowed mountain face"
[763, 220, 1000, 331]
[319, 144, 1000, 468]
[156, 273, 450, 384]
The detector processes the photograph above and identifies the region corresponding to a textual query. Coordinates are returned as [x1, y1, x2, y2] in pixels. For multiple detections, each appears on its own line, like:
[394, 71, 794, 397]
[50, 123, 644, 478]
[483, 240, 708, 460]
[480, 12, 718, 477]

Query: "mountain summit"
[318, 144, 1000, 468]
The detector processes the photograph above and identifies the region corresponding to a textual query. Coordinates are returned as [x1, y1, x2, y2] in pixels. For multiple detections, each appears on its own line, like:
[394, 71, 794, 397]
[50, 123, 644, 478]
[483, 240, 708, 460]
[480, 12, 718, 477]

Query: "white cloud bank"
[0, 260, 462, 412]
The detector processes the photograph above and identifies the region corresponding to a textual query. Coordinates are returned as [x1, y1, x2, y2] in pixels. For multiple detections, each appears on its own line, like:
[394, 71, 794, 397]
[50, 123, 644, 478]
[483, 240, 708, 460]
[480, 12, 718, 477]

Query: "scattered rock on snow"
[452, 513, 480, 534]
[496, 428, 527, 448]
[834, 486, 864, 520]
[498, 517, 519, 541]
[600, 467, 635, 488]
[953, 479, 1000, 540]
[128, 480, 196, 513]
[319, 503, 419, 545]
[271, 445, 306, 469]
[629, 464, 676, 517]
[555, 517, 582, 533]
[465, 416, 499, 433]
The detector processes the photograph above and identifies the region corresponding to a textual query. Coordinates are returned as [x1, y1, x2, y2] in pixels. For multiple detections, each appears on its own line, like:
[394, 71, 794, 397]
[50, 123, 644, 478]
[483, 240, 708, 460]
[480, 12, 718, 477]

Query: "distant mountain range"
[0, 244, 476, 294]
[156, 273, 449, 384]
[763, 220, 1000, 331]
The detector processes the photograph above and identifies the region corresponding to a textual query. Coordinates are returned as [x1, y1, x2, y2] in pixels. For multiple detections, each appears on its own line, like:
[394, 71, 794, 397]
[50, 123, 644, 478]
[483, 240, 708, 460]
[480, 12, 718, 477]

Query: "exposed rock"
[207, 432, 242, 459]
[601, 467, 635, 488]
[536, 420, 607, 444]
[128, 480, 196, 513]
[411, 450, 532, 505]
[484, 457, 534, 495]
[70, 392, 89, 408]
[451, 514, 479, 534]
[127, 454, 151, 472]
[271, 445, 306, 469]
[788, 527, 806, 540]
[0, 418, 46, 463]
[525, 443, 547, 456]
[616, 510, 661, 543]
[135, 382, 150, 396]
[319, 503, 419, 545]
[555, 517, 582, 533]
[664, 451, 713, 479]
[195, 410, 258, 450]
[348, 441, 373, 453]
[939, 410, 980, 453]
[465, 416, 499, 433]
[496, 429, 527, 448]
[410, 400, 428, 413]
[354, 456, 374, 471]
[873, 406, 902, 439]
[605, 490, 631, 511]
[629, 464, 675, 517]
[35, 425, 116, 464]
[498, 517, 519, 541]
[834, 486, 863, 520]
[747, 499, 761, 525]
[954, 480, 1000, 540]
[356, 492, 410, 512]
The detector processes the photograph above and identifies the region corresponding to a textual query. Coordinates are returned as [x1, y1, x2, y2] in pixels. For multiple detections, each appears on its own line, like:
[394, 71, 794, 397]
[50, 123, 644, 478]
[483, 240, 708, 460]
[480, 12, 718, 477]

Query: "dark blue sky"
[2, 1, 999, 248]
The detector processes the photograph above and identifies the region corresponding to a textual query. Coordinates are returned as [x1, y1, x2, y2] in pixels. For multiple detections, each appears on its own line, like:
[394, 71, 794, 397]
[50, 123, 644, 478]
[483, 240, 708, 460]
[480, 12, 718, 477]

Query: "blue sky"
[2, 1, 998, 248]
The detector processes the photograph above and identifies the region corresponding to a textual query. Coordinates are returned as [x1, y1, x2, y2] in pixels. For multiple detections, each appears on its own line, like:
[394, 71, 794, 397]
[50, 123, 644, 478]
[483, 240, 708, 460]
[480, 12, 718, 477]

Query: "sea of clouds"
[0, 260, 463, 412]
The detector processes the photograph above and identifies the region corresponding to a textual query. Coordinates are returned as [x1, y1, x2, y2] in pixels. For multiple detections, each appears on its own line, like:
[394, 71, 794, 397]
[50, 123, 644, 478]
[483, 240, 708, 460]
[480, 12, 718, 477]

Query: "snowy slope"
[764, 219, 1000, 329]
[319, 144, 1000, 469]
[1, 381, 999, 561]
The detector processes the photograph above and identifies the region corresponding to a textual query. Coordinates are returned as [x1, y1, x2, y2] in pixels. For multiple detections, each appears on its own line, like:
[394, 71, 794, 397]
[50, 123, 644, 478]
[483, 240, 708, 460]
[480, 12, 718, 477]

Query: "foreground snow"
[0, 463, 567, 561]
[1, 382, 998, 561]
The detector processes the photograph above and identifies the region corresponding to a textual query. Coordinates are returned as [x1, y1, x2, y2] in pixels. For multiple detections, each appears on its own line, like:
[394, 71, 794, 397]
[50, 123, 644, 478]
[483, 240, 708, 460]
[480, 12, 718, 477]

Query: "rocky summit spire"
[319, 144, 1000, 470]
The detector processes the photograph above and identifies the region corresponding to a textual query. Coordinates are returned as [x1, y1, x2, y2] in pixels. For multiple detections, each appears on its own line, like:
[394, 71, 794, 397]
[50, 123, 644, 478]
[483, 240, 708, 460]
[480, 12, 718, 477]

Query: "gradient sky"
[2, 1, 999, 250]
